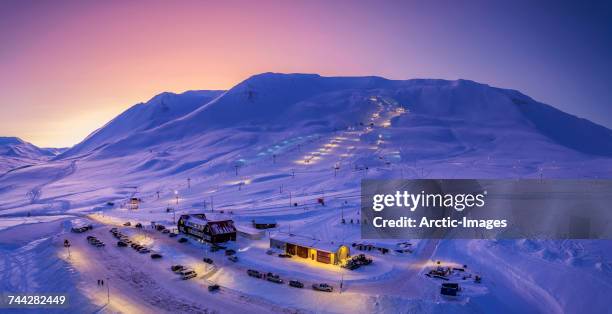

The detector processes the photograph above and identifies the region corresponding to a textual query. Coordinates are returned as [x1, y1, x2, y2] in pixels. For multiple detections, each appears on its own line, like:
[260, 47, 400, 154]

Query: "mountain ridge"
[37, 73, 612, 160]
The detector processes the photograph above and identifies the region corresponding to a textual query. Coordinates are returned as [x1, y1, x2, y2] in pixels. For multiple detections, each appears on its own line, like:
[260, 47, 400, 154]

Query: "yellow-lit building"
[270, 233, 350, 265]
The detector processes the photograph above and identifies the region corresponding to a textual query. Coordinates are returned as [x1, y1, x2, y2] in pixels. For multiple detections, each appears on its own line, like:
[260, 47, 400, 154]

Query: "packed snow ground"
[1, 74, 612, 313]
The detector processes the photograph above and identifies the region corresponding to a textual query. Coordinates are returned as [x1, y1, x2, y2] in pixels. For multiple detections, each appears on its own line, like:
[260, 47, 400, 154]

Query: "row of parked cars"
[171, 265, 197, 280]
[245, 269, 333, 292]
[86, 235, 105, 247]
[111, 227, 162, 258]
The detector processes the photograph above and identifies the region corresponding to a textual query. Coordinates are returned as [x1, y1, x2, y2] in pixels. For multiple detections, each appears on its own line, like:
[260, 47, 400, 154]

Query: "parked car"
[228, 256, 238, 262]
[171, 265, 185, 272]
[247, 269, 262, 278]
[208, 284, 220, 292]
[202, 257, 214, 264]
[168, 232, 178, 238]
[289, 280, 304, 288]
[138, 248, 151, 254]
[225, 249, 236, 256]
[162, 229, 170, 234]
[178, 237, 188, 243]
[117, 241, 128, 247]
[150, 253, 163, 259]
[155, 225, 166, 231]
[312, 283, 334, 292]
[135, 223, 143, 228]
[110, 228, 117, 233]
[267, 276, 283, 284]
[181, 270, 197, 280]
[278, 253, 292, 258]
[123, 222, 131, 226]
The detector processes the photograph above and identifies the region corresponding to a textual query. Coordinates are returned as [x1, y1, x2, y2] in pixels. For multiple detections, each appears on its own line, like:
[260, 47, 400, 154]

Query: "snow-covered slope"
[60, 90, 224, 159]
[0, 137, 55, 174]
[63, 73, 612, 161]
[0, 137, 53, 159]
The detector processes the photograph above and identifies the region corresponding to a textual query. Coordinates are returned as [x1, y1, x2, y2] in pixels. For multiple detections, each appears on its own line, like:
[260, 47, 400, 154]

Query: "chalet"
[177, 213, 236, 244]
[252, 218, 277, 229]
[270, 233, 350, 265]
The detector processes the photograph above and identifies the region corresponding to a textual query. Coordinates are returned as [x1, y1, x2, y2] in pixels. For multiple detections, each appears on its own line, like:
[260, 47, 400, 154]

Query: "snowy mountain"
[60, 90, 224, 159]
[0, 137, 56, 174]
[0, 137, 53, 159]
[65, 73, 612, 161]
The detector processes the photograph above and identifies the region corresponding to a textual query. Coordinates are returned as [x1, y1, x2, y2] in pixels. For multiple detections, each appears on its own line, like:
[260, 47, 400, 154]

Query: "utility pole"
[234, 165, 239, 176]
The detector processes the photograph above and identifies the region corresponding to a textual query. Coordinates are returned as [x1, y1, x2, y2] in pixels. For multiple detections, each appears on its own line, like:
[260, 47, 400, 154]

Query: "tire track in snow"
[24, 160, 77, 214]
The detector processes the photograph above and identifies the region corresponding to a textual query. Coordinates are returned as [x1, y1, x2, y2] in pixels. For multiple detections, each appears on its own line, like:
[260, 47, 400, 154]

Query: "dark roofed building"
[252, 217, 277, 229]
[177, 213, 237, 244]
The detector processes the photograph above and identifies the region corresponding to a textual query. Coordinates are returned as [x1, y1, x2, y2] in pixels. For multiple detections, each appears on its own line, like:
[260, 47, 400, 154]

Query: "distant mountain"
[59, 90, 224, 158]
[57, 73, 612, 160]
[0, 137, 56, 174]
[0, 137, 54, 159]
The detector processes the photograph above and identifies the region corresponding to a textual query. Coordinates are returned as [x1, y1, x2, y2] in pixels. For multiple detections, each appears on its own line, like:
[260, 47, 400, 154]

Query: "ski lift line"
[204, 189, 370, 211]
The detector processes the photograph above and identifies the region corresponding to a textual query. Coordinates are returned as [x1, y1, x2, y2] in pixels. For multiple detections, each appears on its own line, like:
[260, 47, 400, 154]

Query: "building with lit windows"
[270, 233, 350, 265]
[177, 213, 237, 244]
